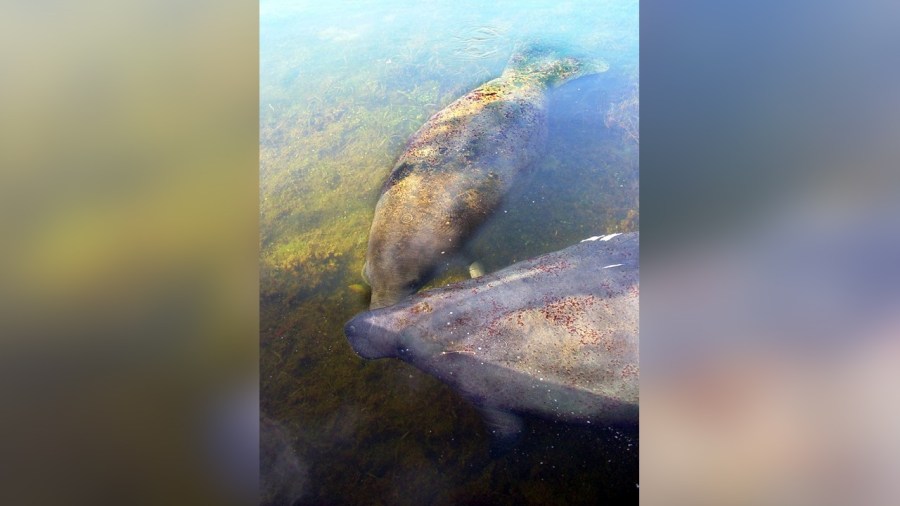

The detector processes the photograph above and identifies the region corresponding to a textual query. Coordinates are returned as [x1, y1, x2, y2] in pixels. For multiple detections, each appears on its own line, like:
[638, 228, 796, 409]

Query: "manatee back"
[447, 234, 639, 412]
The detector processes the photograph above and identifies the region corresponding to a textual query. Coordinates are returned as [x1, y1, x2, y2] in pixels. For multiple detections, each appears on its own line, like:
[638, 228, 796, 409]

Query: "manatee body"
[364, 45, 608, 308]
[346, 232, 638, 438]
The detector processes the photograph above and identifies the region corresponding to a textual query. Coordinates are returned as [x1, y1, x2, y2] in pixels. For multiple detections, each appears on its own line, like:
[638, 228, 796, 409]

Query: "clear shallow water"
[260, 1, 638, 503]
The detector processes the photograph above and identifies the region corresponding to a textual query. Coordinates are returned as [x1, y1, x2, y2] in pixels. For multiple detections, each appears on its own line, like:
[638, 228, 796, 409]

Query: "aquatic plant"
[605, 77, 639, 144]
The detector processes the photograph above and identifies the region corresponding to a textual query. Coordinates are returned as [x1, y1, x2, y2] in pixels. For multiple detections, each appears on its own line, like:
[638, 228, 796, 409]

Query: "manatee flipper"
[479, 405, 523, 454]
[455, 244, 484, 279]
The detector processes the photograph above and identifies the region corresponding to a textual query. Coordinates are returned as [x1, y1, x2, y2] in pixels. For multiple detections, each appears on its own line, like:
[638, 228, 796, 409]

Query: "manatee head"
[364, 255, 435, 310]
[363, 205, 452, 309]
[365, 241, 444, 308]
[344, 302, 441, 361]
[344, 310, 398, 359]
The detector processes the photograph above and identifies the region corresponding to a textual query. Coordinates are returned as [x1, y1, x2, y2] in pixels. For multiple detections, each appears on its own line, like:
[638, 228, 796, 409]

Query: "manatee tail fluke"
[504, 42, 609, 88]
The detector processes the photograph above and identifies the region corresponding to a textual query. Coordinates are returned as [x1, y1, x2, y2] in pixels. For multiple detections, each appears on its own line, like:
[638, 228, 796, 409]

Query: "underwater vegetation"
[605, 71, 639, 144]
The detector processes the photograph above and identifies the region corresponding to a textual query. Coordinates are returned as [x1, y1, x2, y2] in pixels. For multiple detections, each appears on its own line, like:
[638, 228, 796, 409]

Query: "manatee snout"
[344, 312, 397, 360]
[368, 264, 434, 309]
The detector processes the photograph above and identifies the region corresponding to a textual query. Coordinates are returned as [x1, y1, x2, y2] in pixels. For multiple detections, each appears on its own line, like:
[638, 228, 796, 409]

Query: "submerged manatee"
[364, 45, 609, 308]
[346, 232, 638, 439]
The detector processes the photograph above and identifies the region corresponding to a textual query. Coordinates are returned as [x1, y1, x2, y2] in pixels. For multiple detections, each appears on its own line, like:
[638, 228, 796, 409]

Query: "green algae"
[605, 70, 640, 145]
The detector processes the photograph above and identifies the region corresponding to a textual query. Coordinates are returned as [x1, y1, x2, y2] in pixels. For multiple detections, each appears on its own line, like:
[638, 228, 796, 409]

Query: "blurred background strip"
[0, 2, 258, 505]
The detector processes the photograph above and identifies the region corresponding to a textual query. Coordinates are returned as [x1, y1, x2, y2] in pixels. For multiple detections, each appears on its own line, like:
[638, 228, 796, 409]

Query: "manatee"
[346, 232, 638, 439]
[363, 44, 609, 308]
